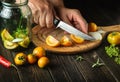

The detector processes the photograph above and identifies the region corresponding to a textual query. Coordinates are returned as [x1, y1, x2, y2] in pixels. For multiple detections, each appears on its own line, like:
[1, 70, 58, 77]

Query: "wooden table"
[0, 0, 120, 82]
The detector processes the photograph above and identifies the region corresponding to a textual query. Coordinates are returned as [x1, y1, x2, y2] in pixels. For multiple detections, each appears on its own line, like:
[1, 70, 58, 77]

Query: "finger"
[62, 16, 72, 26]
[28, 2, 39, 24]
[33, 11, 40, 24]
[46, 10, 54, 28]
[61, 17, 73, 33]
[74, 13, 88, 34]
[73, 21, 82, 31]
[39, 11, 46, 28]
[78, 18, 88, 34]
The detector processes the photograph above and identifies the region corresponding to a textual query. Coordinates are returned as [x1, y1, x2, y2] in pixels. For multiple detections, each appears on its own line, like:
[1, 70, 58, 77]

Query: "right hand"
[28, 0, 56, 28]
[56, 7, 88, 34]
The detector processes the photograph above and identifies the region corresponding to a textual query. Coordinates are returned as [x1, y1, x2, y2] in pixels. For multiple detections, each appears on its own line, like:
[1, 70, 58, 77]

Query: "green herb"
[105, 44, 119, 57]
[105, 44, 120, 64]
[114, 57, 120, 64]
[13, 27, 27, 38]
[11, 8, 28, 38]
[92, 58, 104, 68]
[13, 15, 28, 38]
[76, 56, 84, 61]
[18, 15, 23, 29]
[76, 56, 104, 68]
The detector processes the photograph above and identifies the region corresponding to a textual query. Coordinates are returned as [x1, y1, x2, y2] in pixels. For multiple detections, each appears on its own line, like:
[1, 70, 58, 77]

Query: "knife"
[53, 18, 95, 40]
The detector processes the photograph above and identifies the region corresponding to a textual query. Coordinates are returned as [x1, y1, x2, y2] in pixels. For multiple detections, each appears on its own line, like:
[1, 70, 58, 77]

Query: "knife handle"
[53, 18, 60, 27]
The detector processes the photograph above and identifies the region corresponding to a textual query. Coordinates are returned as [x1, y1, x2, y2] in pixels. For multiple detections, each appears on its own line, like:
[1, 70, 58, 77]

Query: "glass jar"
[0, 0, 32, 50]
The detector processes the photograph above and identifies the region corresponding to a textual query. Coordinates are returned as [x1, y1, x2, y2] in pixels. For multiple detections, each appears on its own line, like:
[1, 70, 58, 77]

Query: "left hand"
[28, 0, 56, 28]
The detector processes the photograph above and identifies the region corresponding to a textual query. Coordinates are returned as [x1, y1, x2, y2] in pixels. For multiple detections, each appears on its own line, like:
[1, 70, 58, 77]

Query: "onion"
[97, 30, 105, 34]
[12, 38, 23, 42]
[89, 32, 102, 40]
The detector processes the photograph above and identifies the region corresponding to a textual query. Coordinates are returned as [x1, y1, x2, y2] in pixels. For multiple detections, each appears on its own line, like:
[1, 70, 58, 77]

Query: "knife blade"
[53, 18, 95, 40]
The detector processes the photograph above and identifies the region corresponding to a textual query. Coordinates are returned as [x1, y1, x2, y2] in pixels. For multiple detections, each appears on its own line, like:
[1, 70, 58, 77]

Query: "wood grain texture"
[32, 25, 120, 54]
[0, 0, 120, 82]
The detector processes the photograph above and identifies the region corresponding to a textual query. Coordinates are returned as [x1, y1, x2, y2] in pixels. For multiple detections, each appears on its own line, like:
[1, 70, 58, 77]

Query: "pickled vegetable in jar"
[0, 0, 32, 50]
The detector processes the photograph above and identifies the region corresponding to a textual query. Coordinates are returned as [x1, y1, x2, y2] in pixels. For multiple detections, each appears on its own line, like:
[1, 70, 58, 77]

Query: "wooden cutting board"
[32, 25, 120, 54]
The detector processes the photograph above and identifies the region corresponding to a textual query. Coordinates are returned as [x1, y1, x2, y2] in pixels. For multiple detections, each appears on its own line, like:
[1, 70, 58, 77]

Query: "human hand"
[56, 7, 88, 34]
[28, 0, 55, 28]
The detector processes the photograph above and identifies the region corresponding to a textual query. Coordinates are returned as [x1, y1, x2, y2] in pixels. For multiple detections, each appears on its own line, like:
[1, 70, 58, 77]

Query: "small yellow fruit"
[88, 22, 98, 32]
[46, 35, 60, 47]
[33, 47, 46, 58]
[14, 53, 27, 65]
[60, 36, 72, 46]
[4, 40, 19, 49]
[107, 32, 120, 45]
[1, 29, 14, 41]
[38, 57, 50, 68]
[27, 54, 37, 64]
[18, 36, 30, 48]
[70, 34, 84, 43]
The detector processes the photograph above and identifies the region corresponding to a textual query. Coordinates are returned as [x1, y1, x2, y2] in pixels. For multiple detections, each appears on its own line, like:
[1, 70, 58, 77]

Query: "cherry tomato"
[88, 22, 98, 32]
[60, 36, 73, 46]
[70, 34, 84, 43]
[14, 53, 27, 65]
[46, 35, 60, 47]
[107, 32, 120, 45]
[38, 57, 49, 68]
[33, 47, 46, 58]
[27, 54, 37, 64]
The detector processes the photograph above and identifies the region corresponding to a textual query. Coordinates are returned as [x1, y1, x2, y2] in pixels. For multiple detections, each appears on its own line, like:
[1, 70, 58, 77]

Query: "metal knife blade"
[54, 18, 95, 40]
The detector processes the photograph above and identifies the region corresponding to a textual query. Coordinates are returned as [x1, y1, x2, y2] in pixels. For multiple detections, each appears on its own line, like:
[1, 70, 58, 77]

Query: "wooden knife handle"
[100, 25, 120, 32]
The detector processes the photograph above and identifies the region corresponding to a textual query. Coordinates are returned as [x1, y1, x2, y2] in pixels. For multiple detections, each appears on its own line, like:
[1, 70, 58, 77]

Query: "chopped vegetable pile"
[105, 44, 120, 64]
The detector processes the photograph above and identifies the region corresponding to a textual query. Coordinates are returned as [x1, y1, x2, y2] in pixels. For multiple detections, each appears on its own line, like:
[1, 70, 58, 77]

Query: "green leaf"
[76, 56, 84, 61]
[92, 58, 104, 68]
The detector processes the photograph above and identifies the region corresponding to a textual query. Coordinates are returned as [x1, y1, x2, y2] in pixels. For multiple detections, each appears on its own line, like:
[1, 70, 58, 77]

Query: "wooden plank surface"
[0, 0, 120, 82]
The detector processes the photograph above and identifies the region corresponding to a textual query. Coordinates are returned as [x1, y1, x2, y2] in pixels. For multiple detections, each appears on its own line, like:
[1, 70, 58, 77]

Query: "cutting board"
[32, 25, 120, 54]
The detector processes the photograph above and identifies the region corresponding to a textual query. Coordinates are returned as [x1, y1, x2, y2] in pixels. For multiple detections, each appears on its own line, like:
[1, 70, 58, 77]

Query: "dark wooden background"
[0, 0, 120, 82]
[64, 0, 120, 26]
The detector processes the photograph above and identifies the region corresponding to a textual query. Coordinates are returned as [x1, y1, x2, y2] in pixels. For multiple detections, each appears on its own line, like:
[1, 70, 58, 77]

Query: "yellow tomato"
[45, 35, 60, 47]
[88, 22, 98, 32]
[107, 32, 120, 45]
[14, 53, 27, 65]
[70, 34, 84, 43]
[60, 36, 72, 47]
[27, 54, 37, 64]
[38, 57, 50, 68]
[33, 47, 46, 58]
